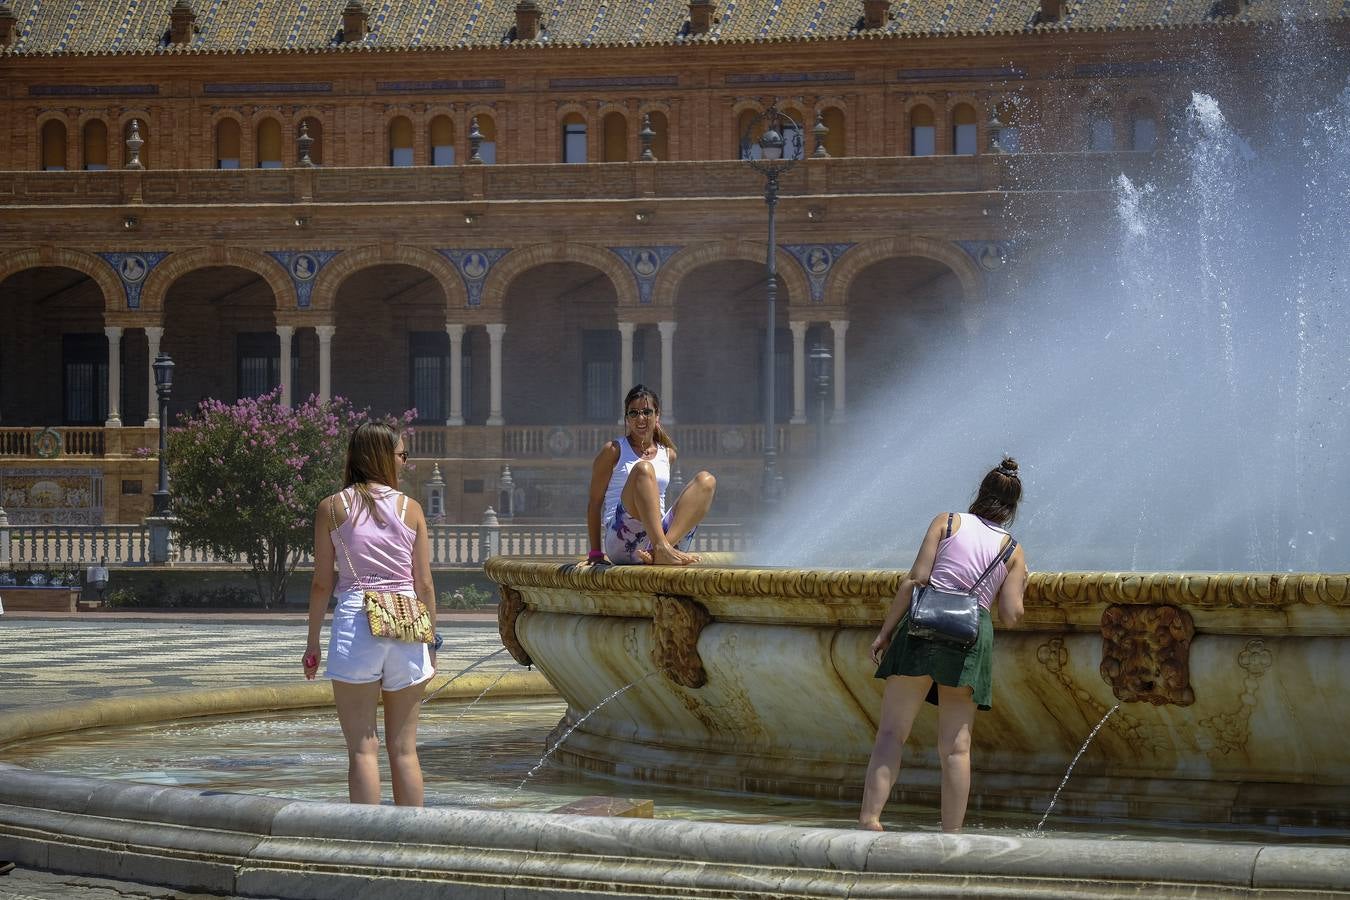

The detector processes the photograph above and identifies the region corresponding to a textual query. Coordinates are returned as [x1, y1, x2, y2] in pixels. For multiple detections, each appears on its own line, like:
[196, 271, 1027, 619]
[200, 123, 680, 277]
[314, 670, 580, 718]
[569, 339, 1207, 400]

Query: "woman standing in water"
[859, 458, 1028, 832]
[303, 422, 437, 806]
[586, 385, 717, 566]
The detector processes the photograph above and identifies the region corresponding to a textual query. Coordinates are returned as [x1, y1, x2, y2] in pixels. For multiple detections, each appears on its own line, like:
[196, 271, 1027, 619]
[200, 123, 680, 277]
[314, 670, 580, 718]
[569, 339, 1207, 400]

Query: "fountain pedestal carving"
[488, 559, 1350, 826]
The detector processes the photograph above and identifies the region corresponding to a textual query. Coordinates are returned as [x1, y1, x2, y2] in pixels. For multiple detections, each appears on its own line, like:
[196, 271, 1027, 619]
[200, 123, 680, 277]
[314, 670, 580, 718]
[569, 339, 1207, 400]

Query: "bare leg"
[936, 684, 977, 833]
[665, 470, 716, 549]
[858, 675, 931, 830]
[332, 680, 383, 805]
[621, 460, 697, 565]
[383, 679, 428, 807]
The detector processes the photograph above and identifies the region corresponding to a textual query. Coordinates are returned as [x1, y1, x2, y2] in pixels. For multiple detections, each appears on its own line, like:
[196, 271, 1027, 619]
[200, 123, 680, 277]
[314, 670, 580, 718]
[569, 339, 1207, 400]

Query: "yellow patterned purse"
[331, 492, 434, 644]
[361, 589, 434, 644]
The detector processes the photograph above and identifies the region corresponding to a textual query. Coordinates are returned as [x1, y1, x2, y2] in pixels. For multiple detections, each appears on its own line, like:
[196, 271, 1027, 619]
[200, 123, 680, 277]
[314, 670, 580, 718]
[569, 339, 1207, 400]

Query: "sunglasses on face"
[395, 450, 408, 462]
[625, 408, 656, 420]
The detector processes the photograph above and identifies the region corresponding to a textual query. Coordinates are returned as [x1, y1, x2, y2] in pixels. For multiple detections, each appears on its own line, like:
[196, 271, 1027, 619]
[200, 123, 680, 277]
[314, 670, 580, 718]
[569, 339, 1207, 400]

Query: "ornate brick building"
[0, 0, 1345, 525]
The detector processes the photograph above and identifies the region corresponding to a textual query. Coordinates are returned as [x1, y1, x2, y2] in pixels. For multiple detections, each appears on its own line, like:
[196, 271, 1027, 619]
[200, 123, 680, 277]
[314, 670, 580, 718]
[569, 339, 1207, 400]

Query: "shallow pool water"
[4, 697, 1345, 844]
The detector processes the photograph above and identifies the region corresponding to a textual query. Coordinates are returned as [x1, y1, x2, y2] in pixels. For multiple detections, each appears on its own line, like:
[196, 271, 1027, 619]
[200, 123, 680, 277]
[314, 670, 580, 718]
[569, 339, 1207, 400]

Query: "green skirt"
[874, 608, 994, 710]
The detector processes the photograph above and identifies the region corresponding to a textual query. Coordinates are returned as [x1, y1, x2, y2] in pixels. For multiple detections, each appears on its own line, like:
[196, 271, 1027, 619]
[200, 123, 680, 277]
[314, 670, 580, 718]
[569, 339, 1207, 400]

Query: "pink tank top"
[331, 487, 416, 595]
[929, 514, 1012, 611]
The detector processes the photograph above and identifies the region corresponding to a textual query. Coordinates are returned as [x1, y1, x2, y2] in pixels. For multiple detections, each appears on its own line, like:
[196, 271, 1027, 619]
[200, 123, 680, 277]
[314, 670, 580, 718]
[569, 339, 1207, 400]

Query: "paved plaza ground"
[0, 609, 517, 898]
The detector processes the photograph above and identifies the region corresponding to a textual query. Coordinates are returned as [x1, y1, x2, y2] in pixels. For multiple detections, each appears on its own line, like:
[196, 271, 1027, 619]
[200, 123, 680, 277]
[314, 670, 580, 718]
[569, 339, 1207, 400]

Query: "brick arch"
[823, 236, 985, 307]
[310, 245, 466, 315]
[650, 240, 811, 310]
[139, 246, 297, 315]
[0, 247, 123, 314]
[479, 243, 634, 311]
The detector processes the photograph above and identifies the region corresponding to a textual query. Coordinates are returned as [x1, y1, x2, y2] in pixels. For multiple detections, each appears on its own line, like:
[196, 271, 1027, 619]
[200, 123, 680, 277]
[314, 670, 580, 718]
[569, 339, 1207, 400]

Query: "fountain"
[483, 83, 1350, 835]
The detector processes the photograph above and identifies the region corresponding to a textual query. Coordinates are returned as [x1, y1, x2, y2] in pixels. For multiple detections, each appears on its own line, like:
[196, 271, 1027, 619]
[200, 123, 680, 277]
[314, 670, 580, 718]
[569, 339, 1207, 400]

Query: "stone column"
[830, 319, 848, 424]
[276, 325, 294, 407]
[104, 326, 123, 428]
[657, 320, 676, 424]
[446, 323, 465, 426]
[486, 322, 506, 426]
[789, 320, 808, 425]
[143, 325, 163, 428]
[315, 325, 335, 403]
[618, 321, 635, 411]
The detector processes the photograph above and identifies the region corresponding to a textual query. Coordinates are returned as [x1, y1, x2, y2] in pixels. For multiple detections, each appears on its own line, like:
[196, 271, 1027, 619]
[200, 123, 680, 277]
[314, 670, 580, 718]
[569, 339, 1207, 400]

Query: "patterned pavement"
[0, 612, 520, 897]
[0, 613, 514, 714]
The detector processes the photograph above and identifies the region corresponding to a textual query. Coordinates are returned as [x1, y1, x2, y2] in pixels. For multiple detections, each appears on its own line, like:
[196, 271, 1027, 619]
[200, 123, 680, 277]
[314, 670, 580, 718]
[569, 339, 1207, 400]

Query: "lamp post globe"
[151, 352, 174, 516]
[741, 104, 802, 508]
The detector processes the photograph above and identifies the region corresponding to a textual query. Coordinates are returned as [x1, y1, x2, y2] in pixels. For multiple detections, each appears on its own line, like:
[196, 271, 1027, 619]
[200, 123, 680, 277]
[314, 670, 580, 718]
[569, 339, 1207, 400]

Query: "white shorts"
[325, 589, 434, 692]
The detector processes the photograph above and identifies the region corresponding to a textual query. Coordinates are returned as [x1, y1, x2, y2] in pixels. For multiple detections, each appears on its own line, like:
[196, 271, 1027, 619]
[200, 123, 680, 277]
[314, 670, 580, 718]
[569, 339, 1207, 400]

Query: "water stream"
[1034, 704, 1120, 833]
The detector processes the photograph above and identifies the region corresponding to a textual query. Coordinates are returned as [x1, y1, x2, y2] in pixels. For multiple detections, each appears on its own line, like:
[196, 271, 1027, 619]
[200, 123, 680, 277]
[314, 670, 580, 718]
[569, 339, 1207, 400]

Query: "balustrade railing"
[1, 522, 749, 568]
[3, 525, 149, 566]
[0, 427, 106, 457]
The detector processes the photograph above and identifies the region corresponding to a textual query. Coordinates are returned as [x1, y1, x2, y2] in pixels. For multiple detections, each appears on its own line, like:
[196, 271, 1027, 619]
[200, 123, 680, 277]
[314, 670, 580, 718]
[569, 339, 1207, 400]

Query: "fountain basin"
[487, 559, 1350, 828]
[2, 679, 1349, 898]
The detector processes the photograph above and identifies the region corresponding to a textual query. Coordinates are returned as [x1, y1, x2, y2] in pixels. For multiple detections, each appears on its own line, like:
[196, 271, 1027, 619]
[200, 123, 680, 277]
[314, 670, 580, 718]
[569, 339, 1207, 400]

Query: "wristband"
[587, 550, 606, 563]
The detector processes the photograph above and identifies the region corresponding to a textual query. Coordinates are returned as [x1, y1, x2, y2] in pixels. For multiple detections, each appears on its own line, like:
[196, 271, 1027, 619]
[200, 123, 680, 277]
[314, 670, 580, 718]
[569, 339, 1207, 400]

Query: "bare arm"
[869, 513, 948, 664]
[586, 441, 621, 559]
[406, 498, 438, 660]
[304, 496, 338, 679]
[995, 545, 1027, 628]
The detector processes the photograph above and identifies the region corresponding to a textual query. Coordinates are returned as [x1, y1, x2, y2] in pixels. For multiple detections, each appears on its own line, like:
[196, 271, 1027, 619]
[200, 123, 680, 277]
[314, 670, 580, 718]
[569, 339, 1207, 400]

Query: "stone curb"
[1, 681, 1348, 898]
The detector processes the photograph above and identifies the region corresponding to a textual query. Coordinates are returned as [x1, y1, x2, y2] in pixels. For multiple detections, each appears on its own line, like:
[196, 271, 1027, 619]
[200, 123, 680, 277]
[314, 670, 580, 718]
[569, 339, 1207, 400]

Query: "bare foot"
[649, 545, 700, 566]
[858, 820, 884, 832]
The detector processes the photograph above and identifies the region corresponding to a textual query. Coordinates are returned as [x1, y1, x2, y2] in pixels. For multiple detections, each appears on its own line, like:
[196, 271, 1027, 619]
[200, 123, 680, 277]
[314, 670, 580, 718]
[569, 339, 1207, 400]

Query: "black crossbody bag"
[907, 514, 1017, 650]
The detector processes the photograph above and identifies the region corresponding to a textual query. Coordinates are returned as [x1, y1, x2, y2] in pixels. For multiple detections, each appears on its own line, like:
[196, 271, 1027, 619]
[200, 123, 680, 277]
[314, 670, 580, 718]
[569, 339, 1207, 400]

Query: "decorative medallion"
[545, 427, 574, 457]
[33, 428, 63, 459]
[783, 243, 855, 302]
[956, 240, 1013, 272]
[267, 250, 339, 308]
[608, 246, 680, 304]
[98, 252, 168, 309]
[1099, 603, 1196, 706]
[439, 249, 510, 307]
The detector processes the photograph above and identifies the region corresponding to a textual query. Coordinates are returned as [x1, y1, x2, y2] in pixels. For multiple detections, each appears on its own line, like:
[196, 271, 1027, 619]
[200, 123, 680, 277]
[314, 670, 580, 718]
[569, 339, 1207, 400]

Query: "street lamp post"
[152, 352, 174, 516]
[741, 105, 802, 506]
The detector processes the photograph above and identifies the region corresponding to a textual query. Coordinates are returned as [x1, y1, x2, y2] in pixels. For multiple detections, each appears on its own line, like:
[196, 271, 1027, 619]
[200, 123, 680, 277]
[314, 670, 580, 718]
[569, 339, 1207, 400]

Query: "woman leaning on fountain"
[585, 384, 716, 566]
[859, 458, 1028, 833]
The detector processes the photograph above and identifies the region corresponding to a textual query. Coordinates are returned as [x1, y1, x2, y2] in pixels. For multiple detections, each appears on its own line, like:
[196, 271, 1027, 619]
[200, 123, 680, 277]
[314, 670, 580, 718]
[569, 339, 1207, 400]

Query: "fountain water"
[756, 80, 1350, 573]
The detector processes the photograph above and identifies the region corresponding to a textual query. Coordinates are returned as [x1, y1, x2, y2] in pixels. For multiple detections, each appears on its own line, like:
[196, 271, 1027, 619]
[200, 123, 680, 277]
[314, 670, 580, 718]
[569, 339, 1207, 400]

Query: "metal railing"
[0, 520, 749, 568]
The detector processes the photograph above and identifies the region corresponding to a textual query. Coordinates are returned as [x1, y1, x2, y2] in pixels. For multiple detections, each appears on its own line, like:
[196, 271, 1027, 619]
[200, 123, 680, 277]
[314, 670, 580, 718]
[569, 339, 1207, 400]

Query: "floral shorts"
[603, 502, 698, 565]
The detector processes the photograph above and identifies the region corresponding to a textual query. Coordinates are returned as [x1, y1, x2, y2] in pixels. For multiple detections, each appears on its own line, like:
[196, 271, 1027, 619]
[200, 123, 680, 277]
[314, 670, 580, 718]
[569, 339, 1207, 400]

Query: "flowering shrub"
[165, 392, 414, 607]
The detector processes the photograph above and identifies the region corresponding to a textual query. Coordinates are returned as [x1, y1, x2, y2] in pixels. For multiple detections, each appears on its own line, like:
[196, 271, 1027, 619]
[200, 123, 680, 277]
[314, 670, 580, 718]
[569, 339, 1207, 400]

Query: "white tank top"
[602, 437, 670, 522]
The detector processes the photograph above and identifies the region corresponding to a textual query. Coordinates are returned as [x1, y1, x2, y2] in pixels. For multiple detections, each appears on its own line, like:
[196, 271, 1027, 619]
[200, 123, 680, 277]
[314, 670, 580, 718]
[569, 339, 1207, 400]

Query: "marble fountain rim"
[4, 677, 1350, 896]
[484, 557, 1350, 608]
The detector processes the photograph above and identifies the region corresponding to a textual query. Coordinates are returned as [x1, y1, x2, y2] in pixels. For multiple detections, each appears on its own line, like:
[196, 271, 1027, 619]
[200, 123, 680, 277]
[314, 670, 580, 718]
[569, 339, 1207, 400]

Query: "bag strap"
[966, 535, 1018, 594]
[328, 493, 368, 593]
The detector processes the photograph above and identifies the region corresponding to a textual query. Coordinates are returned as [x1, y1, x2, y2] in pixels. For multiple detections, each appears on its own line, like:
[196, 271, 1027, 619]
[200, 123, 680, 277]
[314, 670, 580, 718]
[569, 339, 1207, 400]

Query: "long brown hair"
[968, 456, 1022, 526]
[624, 384, 676, 452]
[342, 421, 401, 525]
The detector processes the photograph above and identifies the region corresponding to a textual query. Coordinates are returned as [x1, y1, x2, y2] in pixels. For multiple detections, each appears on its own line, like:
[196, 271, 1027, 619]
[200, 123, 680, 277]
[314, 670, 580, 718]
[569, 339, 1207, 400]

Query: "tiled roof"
[1, 0, 1344, 56]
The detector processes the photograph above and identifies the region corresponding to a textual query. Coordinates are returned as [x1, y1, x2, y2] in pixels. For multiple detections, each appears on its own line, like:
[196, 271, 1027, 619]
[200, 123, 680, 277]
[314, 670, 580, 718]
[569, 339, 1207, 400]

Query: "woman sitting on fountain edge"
[585, 385, 716, 566]
[859, 457, 1028, 833]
